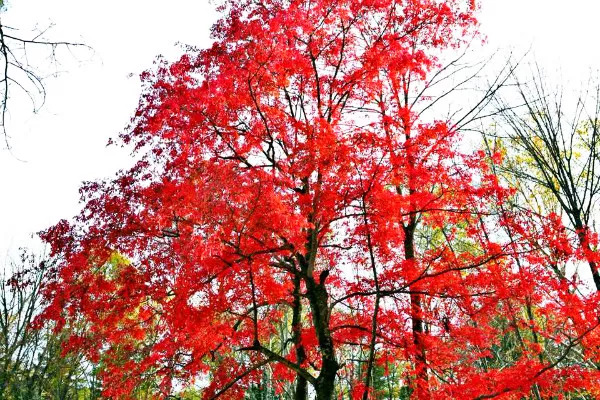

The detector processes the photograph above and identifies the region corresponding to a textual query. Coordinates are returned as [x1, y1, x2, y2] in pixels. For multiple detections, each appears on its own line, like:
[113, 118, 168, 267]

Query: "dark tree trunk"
[306, 279, 339, 400]
[573, 216, 600, 292]
[404, 223, 430, 399]
[298, 247, 339, 400]
[292, 273, 308, 400]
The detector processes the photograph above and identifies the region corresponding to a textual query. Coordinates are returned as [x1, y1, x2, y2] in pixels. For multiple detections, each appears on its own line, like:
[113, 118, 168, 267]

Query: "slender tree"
[494, 68, 600, 291]
[0, 2, 90, 147]
[0, 252, 99, 400]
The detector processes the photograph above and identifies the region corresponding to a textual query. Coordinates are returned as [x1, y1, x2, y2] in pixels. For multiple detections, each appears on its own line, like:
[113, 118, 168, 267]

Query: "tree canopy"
[38, 1, 600, 399]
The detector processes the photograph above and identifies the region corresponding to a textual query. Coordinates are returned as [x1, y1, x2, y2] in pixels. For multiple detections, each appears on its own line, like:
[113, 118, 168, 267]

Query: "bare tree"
[494, 66, 600, 291]
[0, 4, 91, 148]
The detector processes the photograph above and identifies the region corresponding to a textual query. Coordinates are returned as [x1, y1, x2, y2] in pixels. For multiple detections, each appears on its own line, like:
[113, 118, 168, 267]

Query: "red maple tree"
[40, 0, 600, 399]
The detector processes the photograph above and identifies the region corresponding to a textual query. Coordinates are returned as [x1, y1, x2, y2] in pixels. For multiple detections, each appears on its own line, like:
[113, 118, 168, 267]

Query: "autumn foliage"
[40, 0, 600, 399]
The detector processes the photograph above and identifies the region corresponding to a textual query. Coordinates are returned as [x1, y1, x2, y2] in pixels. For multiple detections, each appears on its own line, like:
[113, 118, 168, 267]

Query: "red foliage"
[40, 0, 600, 399]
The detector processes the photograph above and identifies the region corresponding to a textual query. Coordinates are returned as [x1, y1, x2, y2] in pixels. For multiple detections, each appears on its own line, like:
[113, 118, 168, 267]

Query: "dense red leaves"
[40, 0, 600, 399]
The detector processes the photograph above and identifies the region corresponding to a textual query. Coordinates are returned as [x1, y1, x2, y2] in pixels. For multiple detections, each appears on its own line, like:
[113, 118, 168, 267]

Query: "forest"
[2, 0, 600, 399]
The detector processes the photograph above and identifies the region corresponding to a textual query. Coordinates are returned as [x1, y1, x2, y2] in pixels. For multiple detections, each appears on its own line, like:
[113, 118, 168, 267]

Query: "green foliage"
[0, 254, 101, 400]
[246, 381, 281, 400]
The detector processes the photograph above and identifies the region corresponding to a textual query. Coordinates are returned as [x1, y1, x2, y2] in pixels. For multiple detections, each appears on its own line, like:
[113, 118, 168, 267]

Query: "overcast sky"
[1, 0, 599, 259]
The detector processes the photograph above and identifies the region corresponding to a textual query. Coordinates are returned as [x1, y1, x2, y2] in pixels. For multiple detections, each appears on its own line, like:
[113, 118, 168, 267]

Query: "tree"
[0, 251, 100, 400]
[0, 2, 90, 147]
[40, 1, 600, 399]
[493, 68, 600, 291]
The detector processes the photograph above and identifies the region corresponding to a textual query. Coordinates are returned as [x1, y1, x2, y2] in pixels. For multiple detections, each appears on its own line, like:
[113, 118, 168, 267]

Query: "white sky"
[1, 0, 599, 259]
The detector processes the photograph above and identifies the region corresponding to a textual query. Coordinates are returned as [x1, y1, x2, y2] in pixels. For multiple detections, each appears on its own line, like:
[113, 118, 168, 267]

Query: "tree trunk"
[298, 250, 339, 400]
[404, 223, 430, 399]
[574, 217, 600, 291]
[292, 273, 308, 400]
[307, 280, 339, 400]
[315, 358, 339, 400]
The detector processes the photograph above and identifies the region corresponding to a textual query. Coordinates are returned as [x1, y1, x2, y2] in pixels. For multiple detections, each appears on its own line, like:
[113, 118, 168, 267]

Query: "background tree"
[0, 0, 90, 147]
[492, 67, 600, 291]
[0, 251, 101, 400]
